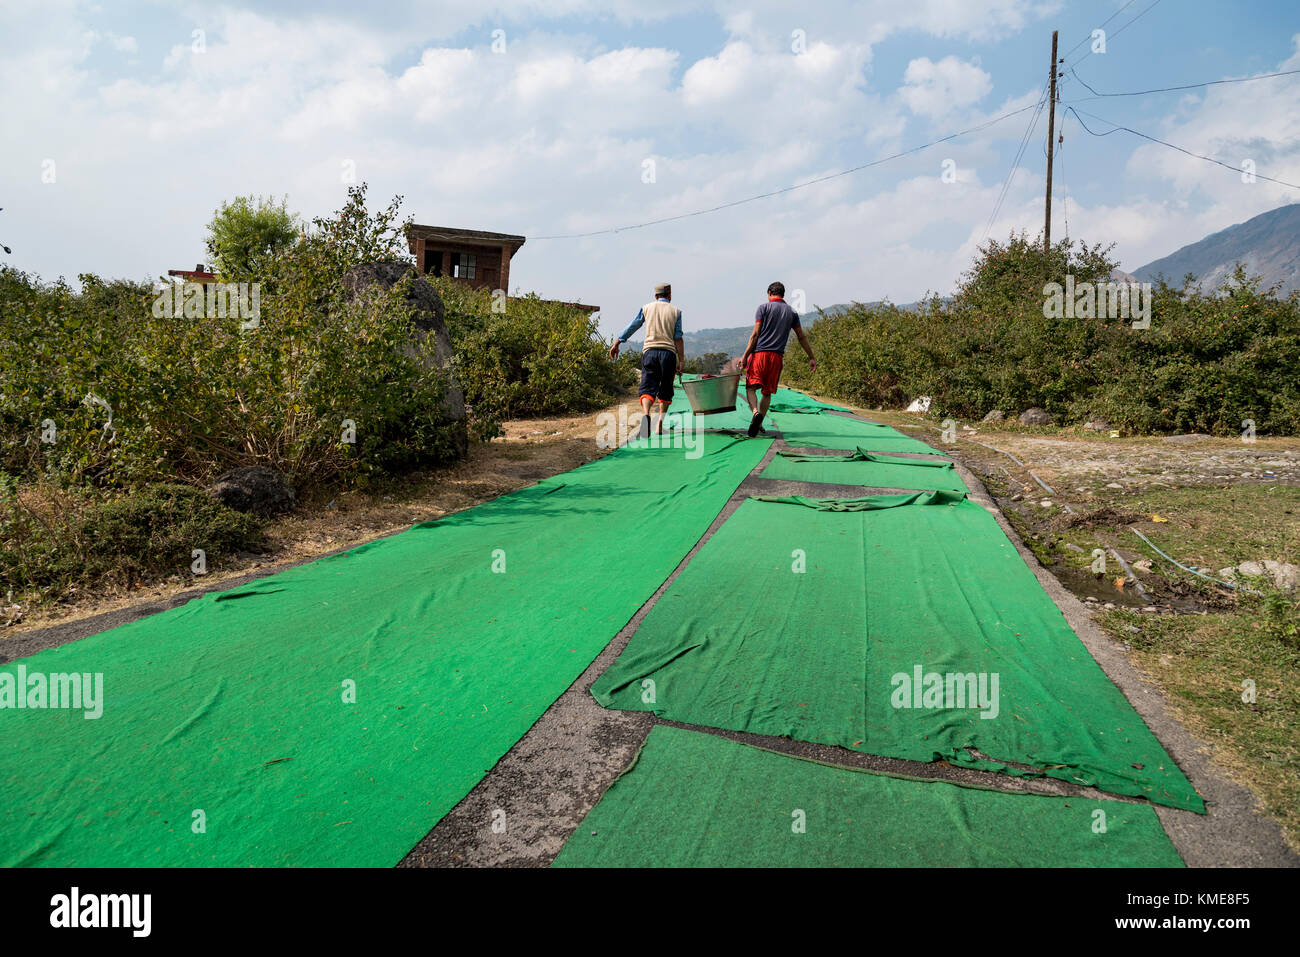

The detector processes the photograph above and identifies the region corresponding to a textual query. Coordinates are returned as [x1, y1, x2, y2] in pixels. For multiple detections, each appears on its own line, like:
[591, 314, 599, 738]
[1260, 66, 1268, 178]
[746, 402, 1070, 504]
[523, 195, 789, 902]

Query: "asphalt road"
[9, 410, 1297, 868]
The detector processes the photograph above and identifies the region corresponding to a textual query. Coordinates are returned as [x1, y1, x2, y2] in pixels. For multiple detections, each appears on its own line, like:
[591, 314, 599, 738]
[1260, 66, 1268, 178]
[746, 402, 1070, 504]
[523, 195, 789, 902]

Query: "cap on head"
[654, 282, 671, 297]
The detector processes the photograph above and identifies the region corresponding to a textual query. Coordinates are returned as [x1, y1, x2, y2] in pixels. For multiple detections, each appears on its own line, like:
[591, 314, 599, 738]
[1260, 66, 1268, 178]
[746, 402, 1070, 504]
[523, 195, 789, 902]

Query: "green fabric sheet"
[762, 448, 969, 492]
[591, 495, 1203, 812]
[0, 434, 771, 867]
[553, 725, 1185, 867]
[661, 383, 846, 432]
[771, 409, 948, 455]
[663, 404, 753, 432]
[765, 388, 847, 412]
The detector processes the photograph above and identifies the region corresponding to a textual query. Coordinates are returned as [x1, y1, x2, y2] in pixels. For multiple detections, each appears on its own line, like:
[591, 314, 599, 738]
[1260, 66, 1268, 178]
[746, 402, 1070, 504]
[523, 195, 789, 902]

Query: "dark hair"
[767, 282, 785, 298]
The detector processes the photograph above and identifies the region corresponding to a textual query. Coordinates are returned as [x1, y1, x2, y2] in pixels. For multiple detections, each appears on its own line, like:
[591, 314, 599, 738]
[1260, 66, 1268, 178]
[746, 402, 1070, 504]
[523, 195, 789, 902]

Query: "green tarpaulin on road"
[591, 495, 1203, 812]
[663, 404, 754, 432]
[0, 434, 771, 867]
[654, 378, 849, 431]
[771, 410, 948, 454]
[761, 448, 969, 492]
[552, 725, 1185, 867]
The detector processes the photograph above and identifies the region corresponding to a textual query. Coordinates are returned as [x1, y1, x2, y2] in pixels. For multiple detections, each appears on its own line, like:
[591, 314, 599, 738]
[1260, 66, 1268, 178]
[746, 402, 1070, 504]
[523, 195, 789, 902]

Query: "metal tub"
[681, 372, 742, 415]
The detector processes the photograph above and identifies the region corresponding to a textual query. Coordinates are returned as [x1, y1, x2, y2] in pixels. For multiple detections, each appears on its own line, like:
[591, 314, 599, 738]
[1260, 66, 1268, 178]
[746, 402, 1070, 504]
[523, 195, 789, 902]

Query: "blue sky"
[2, 0, 1298, 336]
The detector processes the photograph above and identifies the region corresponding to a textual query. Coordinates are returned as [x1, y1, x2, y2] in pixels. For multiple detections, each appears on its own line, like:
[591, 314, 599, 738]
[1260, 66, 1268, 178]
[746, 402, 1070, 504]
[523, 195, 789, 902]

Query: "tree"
[205, 195, 300, 277]
[682, 352, 728, 375]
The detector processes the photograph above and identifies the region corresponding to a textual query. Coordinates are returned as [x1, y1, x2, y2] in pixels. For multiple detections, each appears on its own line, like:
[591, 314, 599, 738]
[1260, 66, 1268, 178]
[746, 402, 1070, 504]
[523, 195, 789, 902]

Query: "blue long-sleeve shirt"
[617, 297, 684, 343]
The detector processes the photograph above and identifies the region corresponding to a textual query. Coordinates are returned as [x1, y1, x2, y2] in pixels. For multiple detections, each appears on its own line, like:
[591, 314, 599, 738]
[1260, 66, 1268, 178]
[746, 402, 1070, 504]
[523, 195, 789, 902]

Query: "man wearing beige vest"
[608, 282, 685, 438]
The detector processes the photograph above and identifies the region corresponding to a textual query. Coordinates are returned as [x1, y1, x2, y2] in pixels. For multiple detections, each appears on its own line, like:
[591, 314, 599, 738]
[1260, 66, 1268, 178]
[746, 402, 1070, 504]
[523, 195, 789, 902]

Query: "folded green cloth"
[753, 489, 967, 510]
[777, 447, 955, 468]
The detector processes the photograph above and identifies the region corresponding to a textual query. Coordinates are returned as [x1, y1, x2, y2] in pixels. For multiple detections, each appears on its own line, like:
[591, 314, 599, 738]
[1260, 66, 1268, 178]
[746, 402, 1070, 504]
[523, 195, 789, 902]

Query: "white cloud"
[900, 56, 993, 118]
[7, 0, 1292, 332]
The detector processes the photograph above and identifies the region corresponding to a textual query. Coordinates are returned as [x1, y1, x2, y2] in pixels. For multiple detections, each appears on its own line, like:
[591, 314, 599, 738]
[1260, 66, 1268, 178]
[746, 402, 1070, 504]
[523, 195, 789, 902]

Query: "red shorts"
[745, 351, 783, 396]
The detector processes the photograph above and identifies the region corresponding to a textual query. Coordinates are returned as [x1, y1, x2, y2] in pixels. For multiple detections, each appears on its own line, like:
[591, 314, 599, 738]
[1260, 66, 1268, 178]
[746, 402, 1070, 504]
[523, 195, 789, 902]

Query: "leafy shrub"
[784, 234, 1300, 435]
[0, 185, 465, 492]
[1, 480, 264, 598]
[433, 279, 634, 422]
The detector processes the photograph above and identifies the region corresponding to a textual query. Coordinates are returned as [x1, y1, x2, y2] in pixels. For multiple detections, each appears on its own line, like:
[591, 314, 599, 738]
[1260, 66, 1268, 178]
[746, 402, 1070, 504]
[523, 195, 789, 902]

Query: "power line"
[530, 101, 1043, 240]
[1059, 0, 1137, 61]
[1064, 105, 1300, 189]
[1067, 65, 1300, 100]
[985, 87, 1048, 236]
[1066, 0, 1163, 69]
[1058, 114, 1070, 241]
[982, 82, 1050, 240]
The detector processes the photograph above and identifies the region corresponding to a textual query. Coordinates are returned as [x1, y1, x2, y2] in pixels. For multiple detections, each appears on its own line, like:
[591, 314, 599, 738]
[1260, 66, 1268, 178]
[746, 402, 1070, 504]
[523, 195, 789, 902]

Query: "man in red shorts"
[740, 281, 817, 437]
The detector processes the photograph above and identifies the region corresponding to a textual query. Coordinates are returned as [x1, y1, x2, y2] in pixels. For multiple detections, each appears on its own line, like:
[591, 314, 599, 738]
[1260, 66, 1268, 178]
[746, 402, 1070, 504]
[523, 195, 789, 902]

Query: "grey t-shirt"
[753, 299, 801, 354]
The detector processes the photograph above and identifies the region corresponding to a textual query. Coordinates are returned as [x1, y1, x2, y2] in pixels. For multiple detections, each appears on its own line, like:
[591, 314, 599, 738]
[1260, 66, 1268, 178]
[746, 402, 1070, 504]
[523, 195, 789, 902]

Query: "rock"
[982, 410, 1005, 423]
[1142, 606, 1158, 613]
[1271, 562, 1300, 590]
[342, 261, 468, 441]
[905, 396, 933, 413]
[208, 466, 296, 517]
[1133, 559, 1154, 573]
[1084, 417, 1110, 431]
[1162, 433, 1213, 444]
[1219, 560, 1299, 590]
[1018, 408, 1052, 426]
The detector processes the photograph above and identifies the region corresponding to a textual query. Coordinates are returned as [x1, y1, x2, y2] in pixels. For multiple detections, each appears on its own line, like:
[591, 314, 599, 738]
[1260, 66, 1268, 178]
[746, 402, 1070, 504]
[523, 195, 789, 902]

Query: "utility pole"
[1044, 29, 1059, 255]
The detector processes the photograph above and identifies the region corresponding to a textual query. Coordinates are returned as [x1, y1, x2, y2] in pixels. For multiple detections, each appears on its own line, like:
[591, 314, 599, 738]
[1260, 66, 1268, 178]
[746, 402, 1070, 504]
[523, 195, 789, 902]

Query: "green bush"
[0, 185, 466, 492]
[1, 481, 264, 598]
[683, 352, 728, 375]
[433, 279, 635, 423]
[784, 234, 1300, 436]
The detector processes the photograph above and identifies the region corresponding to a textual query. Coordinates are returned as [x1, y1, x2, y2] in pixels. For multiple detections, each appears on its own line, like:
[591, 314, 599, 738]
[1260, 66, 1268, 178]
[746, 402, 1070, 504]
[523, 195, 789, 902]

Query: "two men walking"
[610, 280, 816, 439]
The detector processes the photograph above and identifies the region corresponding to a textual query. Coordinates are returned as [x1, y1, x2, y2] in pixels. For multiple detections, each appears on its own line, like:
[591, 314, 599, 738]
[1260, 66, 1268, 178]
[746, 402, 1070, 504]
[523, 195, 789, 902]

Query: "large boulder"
[1018, 407, 1052, 426]
[342, 261, 466, 426]
[208, 466, 296, 517]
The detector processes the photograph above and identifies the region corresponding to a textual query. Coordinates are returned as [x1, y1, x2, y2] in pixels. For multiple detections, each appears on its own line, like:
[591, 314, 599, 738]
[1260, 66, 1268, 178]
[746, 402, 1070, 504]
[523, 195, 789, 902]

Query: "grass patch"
[1098, 606, 1300, 850]
[1111, 484, 1300, 575]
